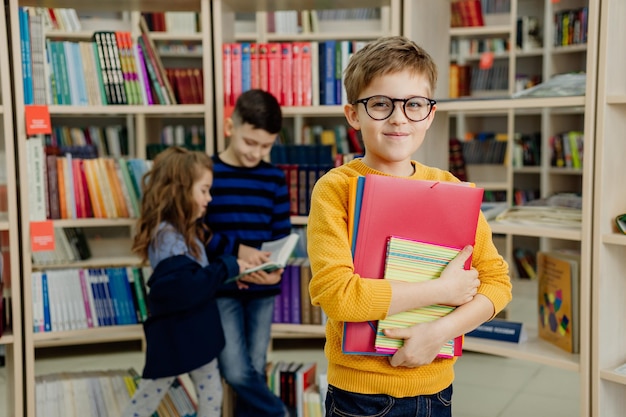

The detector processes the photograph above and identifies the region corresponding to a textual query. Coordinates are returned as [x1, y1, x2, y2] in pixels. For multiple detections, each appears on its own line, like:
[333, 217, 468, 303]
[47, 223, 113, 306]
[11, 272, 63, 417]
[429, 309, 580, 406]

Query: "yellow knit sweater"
[307, 158, 512, 397]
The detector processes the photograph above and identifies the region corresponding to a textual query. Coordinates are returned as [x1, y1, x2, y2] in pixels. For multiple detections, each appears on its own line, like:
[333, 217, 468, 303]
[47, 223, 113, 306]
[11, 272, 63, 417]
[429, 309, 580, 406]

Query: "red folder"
[343, 174, 484, 355]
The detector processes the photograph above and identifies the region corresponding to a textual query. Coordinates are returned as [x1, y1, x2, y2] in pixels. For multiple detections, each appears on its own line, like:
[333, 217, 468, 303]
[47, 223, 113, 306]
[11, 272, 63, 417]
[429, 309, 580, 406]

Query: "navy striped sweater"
[203, 154, 292, 298]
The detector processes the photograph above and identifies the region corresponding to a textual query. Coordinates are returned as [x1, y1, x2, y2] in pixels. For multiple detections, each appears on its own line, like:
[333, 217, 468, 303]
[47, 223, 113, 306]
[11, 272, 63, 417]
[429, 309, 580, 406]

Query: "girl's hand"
[238, 244, 271, 265]
[437, 245, 480, 306]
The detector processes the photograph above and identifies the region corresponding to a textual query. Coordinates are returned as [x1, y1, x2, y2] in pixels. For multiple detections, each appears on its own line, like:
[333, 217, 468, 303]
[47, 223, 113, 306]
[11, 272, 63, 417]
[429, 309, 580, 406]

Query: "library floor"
[0, 340, 579, 417]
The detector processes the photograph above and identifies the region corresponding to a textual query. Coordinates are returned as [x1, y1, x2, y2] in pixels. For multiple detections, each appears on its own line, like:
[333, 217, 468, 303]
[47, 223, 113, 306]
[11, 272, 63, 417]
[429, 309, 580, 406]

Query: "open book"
[231, 233, 300, 280]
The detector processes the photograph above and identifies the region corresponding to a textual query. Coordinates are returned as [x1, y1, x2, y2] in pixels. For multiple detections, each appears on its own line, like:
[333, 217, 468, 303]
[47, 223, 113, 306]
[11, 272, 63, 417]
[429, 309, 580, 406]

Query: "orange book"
[56, 157, 68, 219]
[83, 159, 105, 218]
[104, 158, 129, 218]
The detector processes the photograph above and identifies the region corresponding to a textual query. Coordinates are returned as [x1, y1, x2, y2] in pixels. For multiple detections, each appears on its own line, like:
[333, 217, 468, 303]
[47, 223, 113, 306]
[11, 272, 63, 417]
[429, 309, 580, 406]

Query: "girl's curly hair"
[132, 146, 213, 261]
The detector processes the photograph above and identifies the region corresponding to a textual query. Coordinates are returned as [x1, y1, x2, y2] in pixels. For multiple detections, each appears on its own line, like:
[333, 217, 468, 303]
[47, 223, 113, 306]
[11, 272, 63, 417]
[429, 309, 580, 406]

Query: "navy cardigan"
[142, 253, 239, 378]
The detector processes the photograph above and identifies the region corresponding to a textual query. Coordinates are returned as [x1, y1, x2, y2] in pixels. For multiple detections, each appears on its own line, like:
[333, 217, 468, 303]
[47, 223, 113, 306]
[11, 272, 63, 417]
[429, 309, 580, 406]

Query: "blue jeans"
[217, 296, 286, 417]
[325, 384, 453, 417]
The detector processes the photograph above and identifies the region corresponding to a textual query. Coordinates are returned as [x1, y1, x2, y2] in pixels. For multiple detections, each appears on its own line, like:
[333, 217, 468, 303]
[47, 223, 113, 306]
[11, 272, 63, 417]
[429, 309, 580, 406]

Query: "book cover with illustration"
[537, 250, 580, 353]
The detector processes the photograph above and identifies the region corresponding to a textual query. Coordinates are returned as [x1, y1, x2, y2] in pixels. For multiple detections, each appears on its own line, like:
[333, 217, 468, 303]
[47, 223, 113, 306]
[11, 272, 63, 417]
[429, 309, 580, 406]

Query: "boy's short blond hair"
[343, 36, 438, 104]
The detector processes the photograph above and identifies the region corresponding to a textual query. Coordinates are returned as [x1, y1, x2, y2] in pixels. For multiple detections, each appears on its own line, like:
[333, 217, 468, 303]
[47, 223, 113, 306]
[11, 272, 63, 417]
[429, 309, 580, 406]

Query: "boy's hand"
[437, 246, 480, 306]
[238, 244, 271, 265]
[385, 322, 447, 368]
[239, 268, 284, 286]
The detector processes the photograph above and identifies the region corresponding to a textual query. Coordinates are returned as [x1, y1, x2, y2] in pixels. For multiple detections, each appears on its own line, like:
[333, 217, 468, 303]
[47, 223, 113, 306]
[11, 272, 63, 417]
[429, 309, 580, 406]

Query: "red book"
[250, 43, 260, 89]
[281, 43, 293, 106]
[258, 43, 269, 92]
[343, 174, 484, 355]
[231, 43, 243, 104]
[222, 43, 232, 105]
[292, 42, 303, 106]
[299, 42, 312, 106]
[267, 43, 282, 101]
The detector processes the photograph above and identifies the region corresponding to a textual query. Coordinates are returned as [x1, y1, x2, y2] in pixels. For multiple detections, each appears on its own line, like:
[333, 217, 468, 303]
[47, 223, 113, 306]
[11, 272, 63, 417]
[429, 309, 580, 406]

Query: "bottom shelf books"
[267, 361, 324, 417]
[537, 250, 580, 353]
[35, 368, 196, 417]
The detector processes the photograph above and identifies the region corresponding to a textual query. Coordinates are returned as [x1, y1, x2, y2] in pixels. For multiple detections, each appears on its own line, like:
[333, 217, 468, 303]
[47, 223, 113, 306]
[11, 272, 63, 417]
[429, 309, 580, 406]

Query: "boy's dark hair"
[232, 89, 282, 134]
[343, 36, 438, 104]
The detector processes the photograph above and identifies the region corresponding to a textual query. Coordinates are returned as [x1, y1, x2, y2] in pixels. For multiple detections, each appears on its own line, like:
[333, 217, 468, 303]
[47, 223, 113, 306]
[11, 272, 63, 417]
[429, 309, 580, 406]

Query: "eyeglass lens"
[365, 96, 433, 122]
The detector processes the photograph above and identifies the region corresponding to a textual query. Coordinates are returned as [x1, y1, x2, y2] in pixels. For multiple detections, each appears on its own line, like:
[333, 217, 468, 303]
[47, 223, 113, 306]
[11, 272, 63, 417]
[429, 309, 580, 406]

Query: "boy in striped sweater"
[203, 89, 291, 417]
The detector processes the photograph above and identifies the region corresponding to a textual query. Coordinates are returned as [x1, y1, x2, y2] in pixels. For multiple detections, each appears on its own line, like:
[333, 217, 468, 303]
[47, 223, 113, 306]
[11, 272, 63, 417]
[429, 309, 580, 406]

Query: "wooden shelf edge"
[271, 323, 325, 338]
[32, 325, 144, 348]
[463, 336, 580, 372]
[600, 368, 626, 385]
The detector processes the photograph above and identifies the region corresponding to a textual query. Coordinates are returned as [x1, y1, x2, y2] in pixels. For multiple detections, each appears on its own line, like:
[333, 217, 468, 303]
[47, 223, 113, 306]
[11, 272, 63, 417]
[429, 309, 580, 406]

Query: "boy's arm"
[205, 229, 239, 260]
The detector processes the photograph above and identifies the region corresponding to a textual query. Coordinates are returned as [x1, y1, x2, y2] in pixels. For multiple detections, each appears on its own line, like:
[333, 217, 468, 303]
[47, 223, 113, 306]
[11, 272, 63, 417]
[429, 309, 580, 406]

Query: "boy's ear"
[224, 117, 235, 137]
[344, 103, 360, 130]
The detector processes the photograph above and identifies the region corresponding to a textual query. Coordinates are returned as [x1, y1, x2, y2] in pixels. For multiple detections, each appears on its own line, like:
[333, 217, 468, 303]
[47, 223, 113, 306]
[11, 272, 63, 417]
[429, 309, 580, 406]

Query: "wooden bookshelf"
[404, 1, 599, 416]
[592, 0, 626, 414]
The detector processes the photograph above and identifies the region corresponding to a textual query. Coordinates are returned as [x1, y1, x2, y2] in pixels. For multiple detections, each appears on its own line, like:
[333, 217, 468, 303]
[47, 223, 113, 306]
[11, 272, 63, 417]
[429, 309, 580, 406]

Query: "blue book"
[19, 8, 33, 105]
[104, 268, 123, 325]
[63, 41, 81, 105]
[466, 319, 527, 343]
[71, 42, 89, 105]
[41, 272, 52, 332]
[241, 42, 251, 92]
[88, 269, 106, 327]
[117, 267, 138, 325]
[289, 260, 301, 324]
[319, 40, 336, 105]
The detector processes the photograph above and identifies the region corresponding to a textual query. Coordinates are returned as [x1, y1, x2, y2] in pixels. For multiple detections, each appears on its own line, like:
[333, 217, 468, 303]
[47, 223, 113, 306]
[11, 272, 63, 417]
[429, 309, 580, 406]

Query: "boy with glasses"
[307, 36, 512, 416]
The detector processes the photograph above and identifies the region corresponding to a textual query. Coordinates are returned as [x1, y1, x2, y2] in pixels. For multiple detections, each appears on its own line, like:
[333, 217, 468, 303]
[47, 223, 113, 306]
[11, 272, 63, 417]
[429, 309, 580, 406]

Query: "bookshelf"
[8, 2, 213, 416]
[211, 0, 401, 340]
[592, 0, 626, 415]
[0, 2, 23, 416]
[405, 1, 598, 416]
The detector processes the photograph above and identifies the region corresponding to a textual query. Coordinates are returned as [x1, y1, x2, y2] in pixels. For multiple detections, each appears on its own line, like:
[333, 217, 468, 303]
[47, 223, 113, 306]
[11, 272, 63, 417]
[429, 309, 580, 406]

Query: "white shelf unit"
[591, 0, 626, 415]
[404, 1, 598, 416]
[0, 3, 23, 417]
[8, 2, 214, 416]
[211, 0, 401, 151]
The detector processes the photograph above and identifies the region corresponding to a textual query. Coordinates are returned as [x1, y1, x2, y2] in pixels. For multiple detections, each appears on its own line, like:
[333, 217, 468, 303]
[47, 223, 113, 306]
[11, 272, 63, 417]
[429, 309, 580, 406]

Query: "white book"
[231, 233, 300, 281]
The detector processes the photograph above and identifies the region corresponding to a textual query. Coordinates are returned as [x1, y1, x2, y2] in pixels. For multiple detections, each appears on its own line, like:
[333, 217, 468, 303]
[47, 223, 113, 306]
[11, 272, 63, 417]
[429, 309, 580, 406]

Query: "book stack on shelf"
[35, 369, 196, 417]
[31, 265, 151, 333]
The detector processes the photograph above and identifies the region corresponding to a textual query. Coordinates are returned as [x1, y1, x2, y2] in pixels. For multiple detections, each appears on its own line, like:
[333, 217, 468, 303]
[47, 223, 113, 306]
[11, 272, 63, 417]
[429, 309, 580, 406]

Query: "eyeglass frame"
[352, 95, 437, 122]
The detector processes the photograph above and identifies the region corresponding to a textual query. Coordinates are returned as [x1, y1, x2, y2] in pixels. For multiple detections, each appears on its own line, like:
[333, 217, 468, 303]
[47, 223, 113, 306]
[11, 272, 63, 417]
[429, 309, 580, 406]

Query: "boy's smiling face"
[344, 70, 436, 176]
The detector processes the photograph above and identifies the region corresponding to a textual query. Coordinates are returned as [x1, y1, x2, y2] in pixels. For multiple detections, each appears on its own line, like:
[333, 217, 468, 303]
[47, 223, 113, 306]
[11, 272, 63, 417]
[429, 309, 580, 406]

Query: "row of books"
[550, 131, 584, 169]
[273, 258, 324, 326]
[50, 125, 129, 158]
[141, 11, 200, 34]
[451, 0, 485, 27]
[24, 7, 82, 33]
[461, 133, 508, 164]
[278, 163, 334, 217]
[35, 369, 196, 417]
[31, 266, 151, 333]
[222, 39, 367, 108]
[27, 136, 153, 221]
[31, 227, 91, 266]
[512, 132, 541, 167]
[20, 8, 178, 106]
[267, 361, 323, 417]
[553, 7, 589, 47]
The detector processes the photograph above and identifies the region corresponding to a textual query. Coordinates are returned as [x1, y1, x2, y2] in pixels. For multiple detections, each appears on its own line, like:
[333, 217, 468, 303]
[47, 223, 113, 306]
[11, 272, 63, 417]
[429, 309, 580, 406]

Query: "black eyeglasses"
[352, 95, 437, 122]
